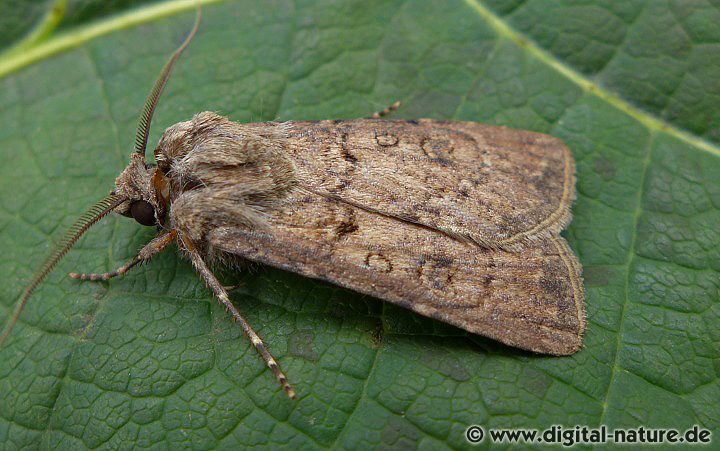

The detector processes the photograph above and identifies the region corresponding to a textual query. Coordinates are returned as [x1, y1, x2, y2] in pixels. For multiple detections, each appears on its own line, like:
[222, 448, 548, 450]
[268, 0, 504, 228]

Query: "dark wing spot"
[432, 256, 454, 268]
[540, 276, 564, 297]
[339, 132, 358, 163]
[335, 219, 359, 237]
[421, 137, 455, 165]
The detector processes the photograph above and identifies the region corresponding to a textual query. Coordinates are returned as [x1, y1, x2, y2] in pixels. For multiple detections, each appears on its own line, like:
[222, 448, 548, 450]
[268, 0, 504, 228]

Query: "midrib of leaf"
[463, 0, 720, 159]
[2, 0, 67, 57]
[0, 0, 222, 78]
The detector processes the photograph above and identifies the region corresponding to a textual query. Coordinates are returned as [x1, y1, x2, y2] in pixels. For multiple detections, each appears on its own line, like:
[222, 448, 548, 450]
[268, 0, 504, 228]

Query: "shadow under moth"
[1, 11, 584, 399]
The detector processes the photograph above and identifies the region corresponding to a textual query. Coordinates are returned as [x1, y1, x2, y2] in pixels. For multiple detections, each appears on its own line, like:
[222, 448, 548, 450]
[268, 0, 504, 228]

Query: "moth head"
[113, 153, 169, 227]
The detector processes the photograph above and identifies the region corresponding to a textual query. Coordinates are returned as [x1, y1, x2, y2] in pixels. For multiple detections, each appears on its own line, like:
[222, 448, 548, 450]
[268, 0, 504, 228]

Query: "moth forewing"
[208, 195, 585, 355]
[229, 118, 576, 250]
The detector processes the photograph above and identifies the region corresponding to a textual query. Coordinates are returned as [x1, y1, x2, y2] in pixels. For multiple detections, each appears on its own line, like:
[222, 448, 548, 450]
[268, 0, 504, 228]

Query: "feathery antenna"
[0, 194, 125, 345]
[134, 7, 200, 156]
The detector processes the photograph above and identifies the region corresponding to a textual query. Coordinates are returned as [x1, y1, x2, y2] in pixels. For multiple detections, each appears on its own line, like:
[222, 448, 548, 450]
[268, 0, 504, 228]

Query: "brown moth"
[1, 11, 585, 399]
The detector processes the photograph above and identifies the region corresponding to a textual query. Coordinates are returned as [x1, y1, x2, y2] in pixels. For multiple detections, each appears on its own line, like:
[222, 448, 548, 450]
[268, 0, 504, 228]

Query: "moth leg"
[183, 240, 297, 400]
[69, 230, 176, 281]
[370, 100, 401, 118]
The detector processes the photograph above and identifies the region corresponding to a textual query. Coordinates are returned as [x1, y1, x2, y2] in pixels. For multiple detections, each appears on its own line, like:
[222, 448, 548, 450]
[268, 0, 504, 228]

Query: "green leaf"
[1, 0, 718, 448]
[483, 0, 720, 146]
[0, 0, 64, 53]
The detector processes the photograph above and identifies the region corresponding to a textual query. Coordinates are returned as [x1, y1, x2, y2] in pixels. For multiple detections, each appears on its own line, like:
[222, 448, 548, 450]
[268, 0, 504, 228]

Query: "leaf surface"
[0, 0, 718, 448]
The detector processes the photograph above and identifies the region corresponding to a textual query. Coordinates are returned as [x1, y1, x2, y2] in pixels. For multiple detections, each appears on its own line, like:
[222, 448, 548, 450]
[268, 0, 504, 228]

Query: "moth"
[1, 11, 584, 399]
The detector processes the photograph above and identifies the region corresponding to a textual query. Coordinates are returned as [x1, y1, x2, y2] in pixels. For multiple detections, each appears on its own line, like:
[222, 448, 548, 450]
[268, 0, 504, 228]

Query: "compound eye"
[130, 200, 156, 226]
